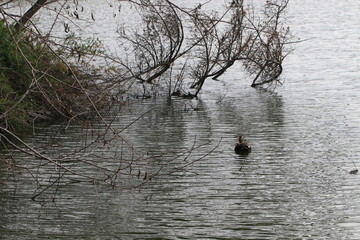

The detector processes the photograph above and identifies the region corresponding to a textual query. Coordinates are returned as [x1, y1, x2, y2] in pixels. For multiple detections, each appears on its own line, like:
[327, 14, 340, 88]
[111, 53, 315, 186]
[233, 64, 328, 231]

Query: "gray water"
[1, 0, 360, 239]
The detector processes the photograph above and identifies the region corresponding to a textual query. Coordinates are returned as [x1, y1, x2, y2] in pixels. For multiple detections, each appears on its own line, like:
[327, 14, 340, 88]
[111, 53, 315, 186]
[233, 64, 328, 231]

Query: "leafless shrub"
[114, 0, 291, 98]
[243, 0, 291, 87]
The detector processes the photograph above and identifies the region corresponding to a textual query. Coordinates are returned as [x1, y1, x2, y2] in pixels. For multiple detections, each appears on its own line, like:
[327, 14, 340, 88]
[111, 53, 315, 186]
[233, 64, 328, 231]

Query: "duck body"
[235, 136, 251, 154]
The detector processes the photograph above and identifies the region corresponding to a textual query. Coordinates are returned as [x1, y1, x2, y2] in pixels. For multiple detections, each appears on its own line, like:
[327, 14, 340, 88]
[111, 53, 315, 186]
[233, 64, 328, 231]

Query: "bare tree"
[14, 0, 48, 31]
[244, 0, 291, 87]
[209, 0, 250, 80]
[114, 0, 291, 98]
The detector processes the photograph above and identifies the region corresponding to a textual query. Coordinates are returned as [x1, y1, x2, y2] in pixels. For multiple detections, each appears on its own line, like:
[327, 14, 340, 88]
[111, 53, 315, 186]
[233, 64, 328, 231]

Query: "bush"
[0, 21, 32, 130]
[0, 20, 106, 132]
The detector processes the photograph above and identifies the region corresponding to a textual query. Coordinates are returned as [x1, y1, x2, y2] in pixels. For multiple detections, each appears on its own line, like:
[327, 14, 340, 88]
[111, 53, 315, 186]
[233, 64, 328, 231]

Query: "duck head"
[238, 135, 246, 143]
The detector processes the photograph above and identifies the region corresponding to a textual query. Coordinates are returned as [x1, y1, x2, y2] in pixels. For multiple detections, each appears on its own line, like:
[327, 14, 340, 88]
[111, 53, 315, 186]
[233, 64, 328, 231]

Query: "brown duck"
[235, 136, 251, 154]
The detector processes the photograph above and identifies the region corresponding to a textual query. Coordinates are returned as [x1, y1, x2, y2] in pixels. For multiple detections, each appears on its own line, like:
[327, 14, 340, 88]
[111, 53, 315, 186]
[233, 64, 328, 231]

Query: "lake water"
[1, 0, 360, 239]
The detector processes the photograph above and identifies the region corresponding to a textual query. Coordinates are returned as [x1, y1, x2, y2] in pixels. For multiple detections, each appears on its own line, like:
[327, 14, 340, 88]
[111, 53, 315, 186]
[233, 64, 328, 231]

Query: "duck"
[235, 135, 251, 154]
[349, 168, 358, 174]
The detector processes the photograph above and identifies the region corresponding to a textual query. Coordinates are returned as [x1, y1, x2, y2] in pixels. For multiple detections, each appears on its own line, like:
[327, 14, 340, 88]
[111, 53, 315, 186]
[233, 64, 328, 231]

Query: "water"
[2, 0, 360, 239]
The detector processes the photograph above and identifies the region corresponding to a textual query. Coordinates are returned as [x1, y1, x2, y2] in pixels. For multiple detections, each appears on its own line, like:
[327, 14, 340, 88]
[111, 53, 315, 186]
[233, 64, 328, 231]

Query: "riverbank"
[0, 20, 109, 135]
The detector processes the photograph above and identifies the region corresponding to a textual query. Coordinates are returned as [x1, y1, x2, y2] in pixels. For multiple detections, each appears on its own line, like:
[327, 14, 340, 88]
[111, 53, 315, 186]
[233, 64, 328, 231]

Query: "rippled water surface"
[1, 0, 360, 239]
